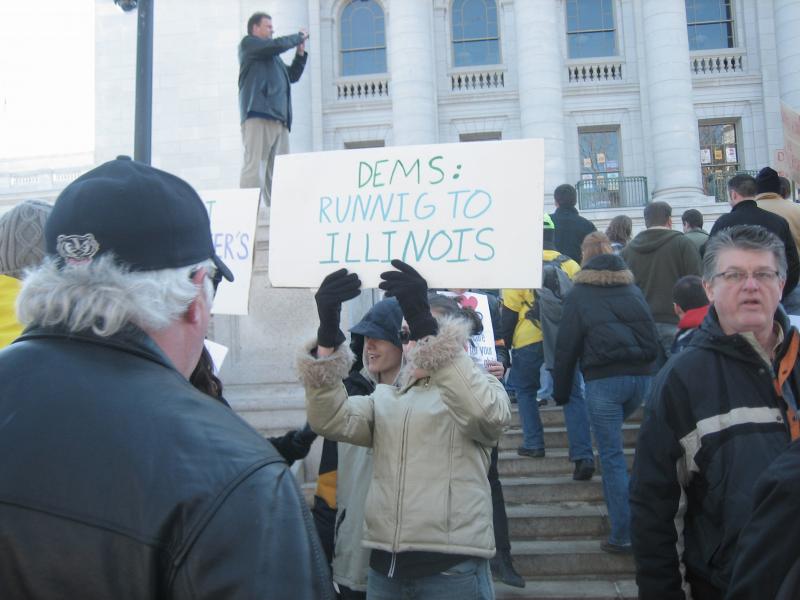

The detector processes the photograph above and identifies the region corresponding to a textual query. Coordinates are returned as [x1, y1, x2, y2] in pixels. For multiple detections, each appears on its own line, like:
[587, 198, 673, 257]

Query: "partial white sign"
[781, 102, 800, 186]
[204, 339, 229, 374]
[269, 139, 544, 289]
[437, 290, 497, 363]
[199, 188, 260, 315]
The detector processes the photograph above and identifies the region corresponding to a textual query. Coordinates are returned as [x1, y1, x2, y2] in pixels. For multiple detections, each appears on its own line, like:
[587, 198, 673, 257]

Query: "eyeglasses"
[712, 269, 782, 284]
[398, 329, 411, 344]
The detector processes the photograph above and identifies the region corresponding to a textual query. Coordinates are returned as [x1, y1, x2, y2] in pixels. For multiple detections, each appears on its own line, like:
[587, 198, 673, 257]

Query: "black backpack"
[525, 254, 573, 369]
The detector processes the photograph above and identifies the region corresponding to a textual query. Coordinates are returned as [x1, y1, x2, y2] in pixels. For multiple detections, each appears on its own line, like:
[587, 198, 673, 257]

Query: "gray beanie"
[0, 200, 53, 278]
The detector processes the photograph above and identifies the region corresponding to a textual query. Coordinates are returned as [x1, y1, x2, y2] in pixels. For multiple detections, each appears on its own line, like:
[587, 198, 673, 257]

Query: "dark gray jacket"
[238, 33, 307, 129]
[0, 324, 334, 599]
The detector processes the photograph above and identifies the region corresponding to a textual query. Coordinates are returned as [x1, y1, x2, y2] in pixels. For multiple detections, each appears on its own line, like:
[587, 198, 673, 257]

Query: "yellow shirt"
[0, 275, 23, 349]
[502, 250, 581, 349]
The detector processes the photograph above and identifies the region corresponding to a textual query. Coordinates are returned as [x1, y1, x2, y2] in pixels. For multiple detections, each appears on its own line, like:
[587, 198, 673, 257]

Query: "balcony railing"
[708, 170, 758, 203]
[690, 50, 745, 76]
[449, 69, 505, 92]
[567, 59, 625, 84]
[576, 176, 649, 210]
[336, 77, 390, 100]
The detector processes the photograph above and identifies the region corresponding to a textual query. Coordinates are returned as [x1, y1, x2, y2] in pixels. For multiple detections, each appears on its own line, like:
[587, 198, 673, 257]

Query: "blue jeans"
[510, 344, 593, 461]
[537, 363, 553, 399]
[585, 375, 652, 546]
[367, 558, 494, 600]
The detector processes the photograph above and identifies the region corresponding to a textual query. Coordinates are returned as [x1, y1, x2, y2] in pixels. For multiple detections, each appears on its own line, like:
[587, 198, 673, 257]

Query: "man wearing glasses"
[630, 225, 800, 599]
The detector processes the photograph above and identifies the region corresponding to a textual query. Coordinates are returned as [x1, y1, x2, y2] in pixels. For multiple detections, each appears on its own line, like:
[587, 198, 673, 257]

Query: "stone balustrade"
[449, 69, 505, 92]
[690, 50, 745, 76]
[566, 59, 625, 84]
[335, 77, 390, 100]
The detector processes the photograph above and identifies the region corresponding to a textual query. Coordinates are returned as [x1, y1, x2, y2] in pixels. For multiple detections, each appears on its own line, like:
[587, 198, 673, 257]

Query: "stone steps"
[498, 405, 640, 598]
[499, 449, 635, 477]
[494, 578, 637, 600]
[499, 424, 640, 451]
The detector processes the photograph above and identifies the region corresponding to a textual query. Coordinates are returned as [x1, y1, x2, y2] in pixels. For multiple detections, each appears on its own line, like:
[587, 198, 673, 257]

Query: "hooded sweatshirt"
[621, 228, 702, 324]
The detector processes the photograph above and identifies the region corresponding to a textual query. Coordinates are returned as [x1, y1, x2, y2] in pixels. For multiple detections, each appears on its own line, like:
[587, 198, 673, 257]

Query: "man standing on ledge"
[239, 12, 308, 205]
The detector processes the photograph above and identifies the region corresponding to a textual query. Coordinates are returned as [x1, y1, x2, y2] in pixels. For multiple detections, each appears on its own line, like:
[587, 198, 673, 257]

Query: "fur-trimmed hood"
[296, 315, 474, 390]
[574, 253, 634, 287]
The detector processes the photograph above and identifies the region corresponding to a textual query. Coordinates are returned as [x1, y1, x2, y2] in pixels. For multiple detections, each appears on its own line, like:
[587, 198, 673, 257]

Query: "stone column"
[514, 0, 566, 196]
[387, 1, 438, 145]
[264, 1, 313, 152]
[641, 1, 703, 203]
[775, 0, 800, 110]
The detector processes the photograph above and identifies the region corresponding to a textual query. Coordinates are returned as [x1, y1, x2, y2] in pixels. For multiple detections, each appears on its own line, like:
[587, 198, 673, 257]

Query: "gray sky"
[0, 1, 94, 159]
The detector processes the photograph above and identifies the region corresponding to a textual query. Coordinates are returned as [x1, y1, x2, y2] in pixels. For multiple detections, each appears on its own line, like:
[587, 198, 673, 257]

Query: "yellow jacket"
[502, 249, 581, 349]
[0, 275, 23, 348]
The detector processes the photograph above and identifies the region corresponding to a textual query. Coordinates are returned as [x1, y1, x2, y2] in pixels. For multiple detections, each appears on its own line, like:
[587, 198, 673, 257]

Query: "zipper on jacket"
[388, 552, 397, 578]
[391, 405, 412, 556]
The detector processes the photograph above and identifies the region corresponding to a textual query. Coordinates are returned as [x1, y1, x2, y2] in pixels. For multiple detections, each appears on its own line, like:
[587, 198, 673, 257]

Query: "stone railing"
[0, 166, 89, 201]
[336, 77, 390, 100]
[576, 176, 648, 210]
[690, 50, 745, 76]
[567, 59, 625, 84]
[449, 69, 506, 92]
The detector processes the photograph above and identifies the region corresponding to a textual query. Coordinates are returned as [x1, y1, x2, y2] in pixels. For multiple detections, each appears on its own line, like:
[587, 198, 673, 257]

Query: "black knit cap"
[45, 156, 233, 281]
[756, 167, 781, 195]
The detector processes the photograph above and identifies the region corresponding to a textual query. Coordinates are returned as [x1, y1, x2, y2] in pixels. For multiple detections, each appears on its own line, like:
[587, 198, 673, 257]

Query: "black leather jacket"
[0, 325, 334, 599]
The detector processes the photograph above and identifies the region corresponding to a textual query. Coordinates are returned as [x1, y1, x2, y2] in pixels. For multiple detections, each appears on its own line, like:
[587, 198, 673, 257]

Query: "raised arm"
[240, 32, 305, 60]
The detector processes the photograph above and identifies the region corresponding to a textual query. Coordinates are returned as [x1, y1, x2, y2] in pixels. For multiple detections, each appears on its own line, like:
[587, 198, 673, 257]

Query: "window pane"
[568, 31, 616, 59]
[579, 129, 621, 175]
[452, 0, 498, 42]
[453, 39, 500, 67]
[341, 0, 387, 75]
[342, 48, 387, 77]
[687, 0, 728, 23]
[688, 22, 733, 50]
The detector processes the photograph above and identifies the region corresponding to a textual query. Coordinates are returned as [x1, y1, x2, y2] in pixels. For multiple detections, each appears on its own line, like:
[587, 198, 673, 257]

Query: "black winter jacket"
[727, 439, 800, 600]
[552, 254, 659, 403]
[238, 34, 307, 128]
[551, 205, 596, 263]
[630, 307, 797, 599]
[708, 199, 800, 298]
[0, 325, 334, 599]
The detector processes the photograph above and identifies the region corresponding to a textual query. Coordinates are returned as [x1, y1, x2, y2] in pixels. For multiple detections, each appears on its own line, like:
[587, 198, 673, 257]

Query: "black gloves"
[379, 259, 438, 340]
[315, 268, 361, 348]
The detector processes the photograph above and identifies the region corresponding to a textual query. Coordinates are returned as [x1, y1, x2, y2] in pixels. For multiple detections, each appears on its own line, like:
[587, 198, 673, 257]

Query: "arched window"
[685, 0, 734, 51]
[451, 0, 500, 67]
[340, 0, 387, 76]
[566, 0, 617, 59]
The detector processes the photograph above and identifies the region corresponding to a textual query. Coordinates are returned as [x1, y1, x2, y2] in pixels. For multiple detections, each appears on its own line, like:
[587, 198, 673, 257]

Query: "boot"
[490, 550, 525, 588]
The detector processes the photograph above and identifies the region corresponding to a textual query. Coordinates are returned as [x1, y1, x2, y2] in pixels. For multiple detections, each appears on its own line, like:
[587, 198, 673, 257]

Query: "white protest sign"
[199, 188, 260, 315]
[204, 339, 229, 374]
[269, 139, 544, 289]
[781, 101, 800, 185]
[437, 291, 497, 363]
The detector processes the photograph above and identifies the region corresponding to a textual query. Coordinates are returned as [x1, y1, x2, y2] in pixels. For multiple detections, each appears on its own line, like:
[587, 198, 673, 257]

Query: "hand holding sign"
[315, 268, 362, 348]
[379, 260, 438, 341]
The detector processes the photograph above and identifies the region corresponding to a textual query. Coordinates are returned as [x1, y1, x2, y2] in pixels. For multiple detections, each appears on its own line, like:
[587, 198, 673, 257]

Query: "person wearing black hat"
[0, 157, 334, 599]
[299, 261, 510, 599]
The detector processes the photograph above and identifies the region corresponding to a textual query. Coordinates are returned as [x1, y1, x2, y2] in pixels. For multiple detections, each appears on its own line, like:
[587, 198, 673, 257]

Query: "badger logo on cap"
[56, 234, 100, 265]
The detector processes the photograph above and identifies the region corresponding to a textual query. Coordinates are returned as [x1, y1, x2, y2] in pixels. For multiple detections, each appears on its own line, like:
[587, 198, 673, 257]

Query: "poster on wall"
[583, 157, 592, 169]
[701, 148, 712, 164]
[268, 139, 545, 289]
[726, 147, 737, 163]
[606, 160, 618, 171]
[597, 152, 606, 164]
[714, 148, 724, 161]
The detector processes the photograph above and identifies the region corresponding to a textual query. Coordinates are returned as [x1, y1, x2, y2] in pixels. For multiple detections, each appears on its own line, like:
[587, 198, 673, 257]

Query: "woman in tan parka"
[297, 260, 510, 599]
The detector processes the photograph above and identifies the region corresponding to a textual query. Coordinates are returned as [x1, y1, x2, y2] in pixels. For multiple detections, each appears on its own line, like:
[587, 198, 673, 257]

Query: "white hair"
[17, 254, 215, 337]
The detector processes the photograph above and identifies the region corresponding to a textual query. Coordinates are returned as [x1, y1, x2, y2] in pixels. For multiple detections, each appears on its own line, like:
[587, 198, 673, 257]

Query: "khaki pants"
[240, 117, 289, 206]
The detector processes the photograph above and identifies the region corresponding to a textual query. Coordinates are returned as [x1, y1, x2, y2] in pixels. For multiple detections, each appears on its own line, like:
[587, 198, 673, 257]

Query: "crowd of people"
[0, 11, 797, 597]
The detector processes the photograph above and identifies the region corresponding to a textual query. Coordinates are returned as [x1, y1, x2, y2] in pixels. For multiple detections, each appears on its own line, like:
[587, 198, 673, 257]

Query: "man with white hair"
[0, 156, 334, 598]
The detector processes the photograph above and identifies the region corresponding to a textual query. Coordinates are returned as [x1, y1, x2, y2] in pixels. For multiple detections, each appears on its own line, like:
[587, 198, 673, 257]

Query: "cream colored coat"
[757, 192, 800, 249]
[297, 317, 510, 559]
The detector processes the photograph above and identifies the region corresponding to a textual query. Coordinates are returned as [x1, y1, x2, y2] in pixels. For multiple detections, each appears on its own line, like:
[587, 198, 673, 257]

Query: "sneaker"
[517, 446, 545, 458]
[600, 540, 633, 555]
[573, 458, 595, 481]
[490, 551, 526, 588]
[537, 397, 551, 407]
